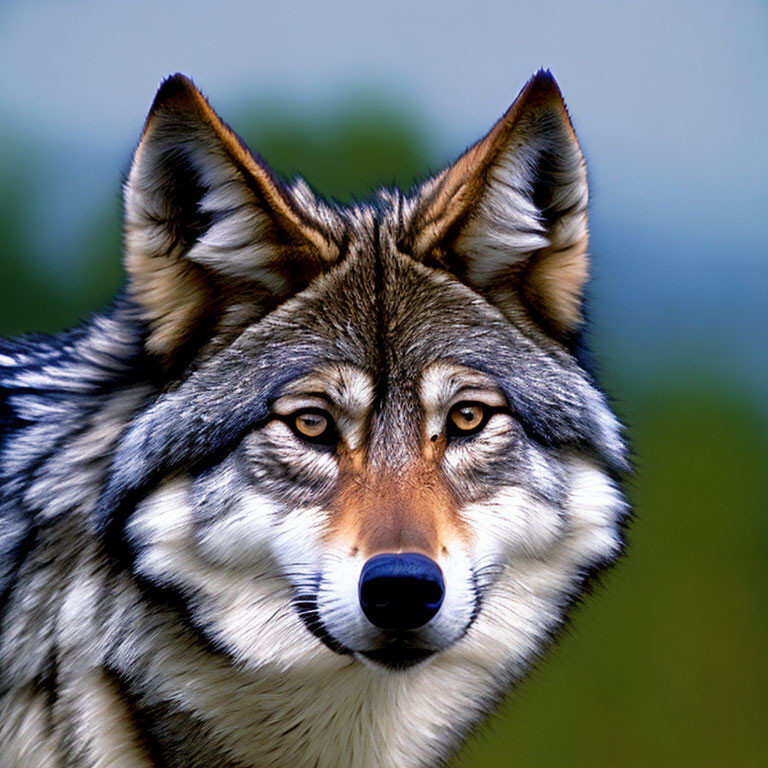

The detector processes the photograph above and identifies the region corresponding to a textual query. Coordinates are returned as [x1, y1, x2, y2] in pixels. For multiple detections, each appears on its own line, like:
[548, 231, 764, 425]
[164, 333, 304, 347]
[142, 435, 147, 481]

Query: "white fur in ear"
[123, 74, 339, 360]
[409, 70, 590, 337]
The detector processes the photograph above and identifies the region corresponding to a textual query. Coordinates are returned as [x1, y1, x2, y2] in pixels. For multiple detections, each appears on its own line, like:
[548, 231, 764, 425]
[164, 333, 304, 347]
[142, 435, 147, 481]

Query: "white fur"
[104, 455, 623, 768]
[455, 134, 587, 288]
[129, 478, 326, 671]
[70, 671, 155, 768]
[124, 124, 286, 293]
[0, 687, 63, 768]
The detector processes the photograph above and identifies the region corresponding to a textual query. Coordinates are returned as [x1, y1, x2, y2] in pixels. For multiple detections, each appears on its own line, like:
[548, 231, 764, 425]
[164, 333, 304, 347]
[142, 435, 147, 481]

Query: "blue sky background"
[1, 0, 766, 403]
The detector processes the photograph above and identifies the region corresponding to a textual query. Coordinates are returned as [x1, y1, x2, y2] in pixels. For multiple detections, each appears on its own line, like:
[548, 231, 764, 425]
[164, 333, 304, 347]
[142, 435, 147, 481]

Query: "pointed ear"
[124, 74, 340, 361]
[405, 70, 589, 339]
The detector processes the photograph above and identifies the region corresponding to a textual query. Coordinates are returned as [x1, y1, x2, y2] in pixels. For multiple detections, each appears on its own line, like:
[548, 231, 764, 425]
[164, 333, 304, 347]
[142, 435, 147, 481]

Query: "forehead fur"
[231, 201, 621, 468]
[97, 194, 625, 537]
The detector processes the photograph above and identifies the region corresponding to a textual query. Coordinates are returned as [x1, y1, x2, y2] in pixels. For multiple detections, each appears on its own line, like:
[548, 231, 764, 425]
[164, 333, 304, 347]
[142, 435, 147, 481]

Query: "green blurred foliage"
[0, 107, 765, 766]
[235, 99, 434, 202]
[0, 136, 123, 336]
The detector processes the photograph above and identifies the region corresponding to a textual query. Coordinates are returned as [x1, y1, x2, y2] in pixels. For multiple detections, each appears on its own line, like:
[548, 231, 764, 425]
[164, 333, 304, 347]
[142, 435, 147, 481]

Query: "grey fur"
[0, 71, 628, 768]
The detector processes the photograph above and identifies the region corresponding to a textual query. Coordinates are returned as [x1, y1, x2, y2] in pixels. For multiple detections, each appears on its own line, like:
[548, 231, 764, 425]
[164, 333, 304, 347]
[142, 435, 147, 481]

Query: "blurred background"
[1, 0, 765, 765]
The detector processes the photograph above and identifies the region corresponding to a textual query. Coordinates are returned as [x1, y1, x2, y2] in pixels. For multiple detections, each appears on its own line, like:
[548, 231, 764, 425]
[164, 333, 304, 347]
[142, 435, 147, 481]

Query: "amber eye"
[289, 409, 336, 445]
[447, 402, 489, 437]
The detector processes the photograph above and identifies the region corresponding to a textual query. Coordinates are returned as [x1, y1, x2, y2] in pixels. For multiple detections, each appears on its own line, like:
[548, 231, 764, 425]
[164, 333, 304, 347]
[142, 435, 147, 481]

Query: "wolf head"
[102, 72, 627, 683]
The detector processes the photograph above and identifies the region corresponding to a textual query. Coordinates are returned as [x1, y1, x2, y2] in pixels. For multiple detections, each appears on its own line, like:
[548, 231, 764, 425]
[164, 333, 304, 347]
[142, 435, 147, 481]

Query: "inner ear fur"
[405, 70, 590, 340]
[123, 74, 340, 362]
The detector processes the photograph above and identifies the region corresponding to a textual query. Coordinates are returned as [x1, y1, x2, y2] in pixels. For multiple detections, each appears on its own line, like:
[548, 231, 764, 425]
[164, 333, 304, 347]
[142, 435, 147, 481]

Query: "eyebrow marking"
[419, 361, 508, 446]
[272, 364, 375, 451]
[285, 390, 335, 404]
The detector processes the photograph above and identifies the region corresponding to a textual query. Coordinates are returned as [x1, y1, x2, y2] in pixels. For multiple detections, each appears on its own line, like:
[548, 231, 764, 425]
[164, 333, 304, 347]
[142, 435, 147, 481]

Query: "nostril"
[359, 553, 445, 630]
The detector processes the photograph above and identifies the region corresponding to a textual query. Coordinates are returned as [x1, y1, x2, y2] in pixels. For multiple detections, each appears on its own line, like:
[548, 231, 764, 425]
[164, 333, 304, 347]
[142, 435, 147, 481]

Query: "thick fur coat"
[0, 71, 628, 767]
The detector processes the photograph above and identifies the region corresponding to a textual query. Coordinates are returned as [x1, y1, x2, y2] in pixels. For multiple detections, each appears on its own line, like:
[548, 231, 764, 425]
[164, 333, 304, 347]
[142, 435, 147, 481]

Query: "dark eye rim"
[445, 401, 506, 439]
[281, 407, 339, 446]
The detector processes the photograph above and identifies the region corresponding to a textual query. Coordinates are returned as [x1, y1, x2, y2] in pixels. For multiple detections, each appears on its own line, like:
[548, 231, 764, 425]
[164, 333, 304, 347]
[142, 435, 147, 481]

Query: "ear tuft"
[148, 73, 200, 112]
[517, 68, 566, 108]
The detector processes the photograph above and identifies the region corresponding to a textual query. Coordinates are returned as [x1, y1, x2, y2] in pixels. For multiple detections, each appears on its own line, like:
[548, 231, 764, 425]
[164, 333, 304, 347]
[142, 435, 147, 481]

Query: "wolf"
[0, 70, 628, 768]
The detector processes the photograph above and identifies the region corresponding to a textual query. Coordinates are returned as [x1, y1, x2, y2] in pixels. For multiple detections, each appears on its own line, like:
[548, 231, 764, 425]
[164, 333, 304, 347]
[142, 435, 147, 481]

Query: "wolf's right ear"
[124, 74, 340, 361]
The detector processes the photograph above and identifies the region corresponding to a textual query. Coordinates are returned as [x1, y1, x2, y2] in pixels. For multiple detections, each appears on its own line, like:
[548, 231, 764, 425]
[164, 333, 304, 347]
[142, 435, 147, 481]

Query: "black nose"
[359, 553, 445, 630]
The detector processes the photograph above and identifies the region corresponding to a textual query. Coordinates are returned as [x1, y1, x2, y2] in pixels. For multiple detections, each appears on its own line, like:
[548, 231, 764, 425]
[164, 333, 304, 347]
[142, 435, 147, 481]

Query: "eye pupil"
[448, 403, 486, 434]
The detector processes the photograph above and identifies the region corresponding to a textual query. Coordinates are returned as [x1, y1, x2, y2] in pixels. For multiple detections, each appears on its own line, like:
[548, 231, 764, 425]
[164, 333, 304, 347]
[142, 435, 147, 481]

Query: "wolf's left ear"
[124, 74, 340, 361]
[404, 70, 589, 339]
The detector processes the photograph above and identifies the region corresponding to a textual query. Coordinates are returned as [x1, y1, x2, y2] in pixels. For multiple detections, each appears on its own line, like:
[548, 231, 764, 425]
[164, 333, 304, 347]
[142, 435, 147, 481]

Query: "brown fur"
[330, 460, 463, 558]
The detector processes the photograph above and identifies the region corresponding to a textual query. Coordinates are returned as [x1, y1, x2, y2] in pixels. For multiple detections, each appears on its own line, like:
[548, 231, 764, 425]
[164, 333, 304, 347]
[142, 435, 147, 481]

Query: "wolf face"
[0, 71, 628, 768]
